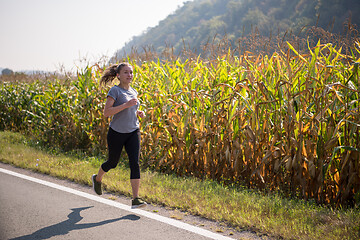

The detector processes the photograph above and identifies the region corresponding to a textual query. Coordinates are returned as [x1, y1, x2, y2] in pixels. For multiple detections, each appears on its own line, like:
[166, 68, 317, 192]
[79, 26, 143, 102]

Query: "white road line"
[0, 168, 234, 240]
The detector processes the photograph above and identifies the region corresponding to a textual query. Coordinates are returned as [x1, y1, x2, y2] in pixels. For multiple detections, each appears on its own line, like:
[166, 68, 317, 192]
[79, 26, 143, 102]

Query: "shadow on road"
[10, 206, 140, 240]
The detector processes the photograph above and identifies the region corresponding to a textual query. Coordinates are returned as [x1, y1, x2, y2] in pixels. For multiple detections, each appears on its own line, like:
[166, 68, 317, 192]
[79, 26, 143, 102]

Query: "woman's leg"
[130, 179, 140, 199]
[96, 167, 106, 182]
[95, 128, 124, 184]
[125, 129, 141, 199]
[100, 128, 125, 177]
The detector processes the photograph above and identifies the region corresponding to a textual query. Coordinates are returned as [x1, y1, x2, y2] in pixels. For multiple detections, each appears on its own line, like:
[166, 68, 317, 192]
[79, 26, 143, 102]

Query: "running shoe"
[131, 197, 147, 209]
[92, 174, 102, 195]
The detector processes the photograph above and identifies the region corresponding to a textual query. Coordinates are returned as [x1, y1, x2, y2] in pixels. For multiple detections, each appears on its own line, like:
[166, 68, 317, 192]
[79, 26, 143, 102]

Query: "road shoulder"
[0, 161, 269, 240]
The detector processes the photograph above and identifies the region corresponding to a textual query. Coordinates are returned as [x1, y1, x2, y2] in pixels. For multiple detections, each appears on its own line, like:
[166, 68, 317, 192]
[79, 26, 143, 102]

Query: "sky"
[0, 0, 191, 73]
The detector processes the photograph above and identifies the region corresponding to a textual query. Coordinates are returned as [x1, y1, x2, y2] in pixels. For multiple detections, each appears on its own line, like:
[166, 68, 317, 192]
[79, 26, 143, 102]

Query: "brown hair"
[100, 62, 132, 85]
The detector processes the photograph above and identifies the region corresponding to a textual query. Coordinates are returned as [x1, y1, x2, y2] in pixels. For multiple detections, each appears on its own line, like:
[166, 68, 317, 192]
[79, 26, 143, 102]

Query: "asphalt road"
[0, 167, 236, 240]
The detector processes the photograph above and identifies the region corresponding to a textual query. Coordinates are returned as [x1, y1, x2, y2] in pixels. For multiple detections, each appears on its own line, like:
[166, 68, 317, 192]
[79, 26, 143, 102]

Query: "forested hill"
[114, 0, 360, 58]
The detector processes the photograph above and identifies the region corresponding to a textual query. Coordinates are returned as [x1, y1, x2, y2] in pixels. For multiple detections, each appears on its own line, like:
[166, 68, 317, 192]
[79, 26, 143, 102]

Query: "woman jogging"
[92, 62, 147, 209]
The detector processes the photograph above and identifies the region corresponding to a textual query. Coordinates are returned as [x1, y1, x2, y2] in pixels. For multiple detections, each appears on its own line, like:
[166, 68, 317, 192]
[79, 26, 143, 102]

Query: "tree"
[2, 68, 14, 75]
[112, 0, 360, 60]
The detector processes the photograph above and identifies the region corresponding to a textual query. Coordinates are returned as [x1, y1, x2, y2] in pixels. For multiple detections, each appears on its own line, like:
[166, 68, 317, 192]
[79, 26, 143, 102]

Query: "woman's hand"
[137, 110, 146, 118]
[104, 97, 138, 118]
[126, 98, 138, 107]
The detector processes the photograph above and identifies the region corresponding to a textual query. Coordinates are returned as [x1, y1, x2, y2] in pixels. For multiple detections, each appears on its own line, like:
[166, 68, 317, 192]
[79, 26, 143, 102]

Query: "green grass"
[0, 130, 359, 240]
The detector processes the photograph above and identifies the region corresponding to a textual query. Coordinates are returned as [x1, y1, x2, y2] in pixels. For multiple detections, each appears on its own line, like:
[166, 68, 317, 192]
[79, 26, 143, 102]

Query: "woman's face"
[117, 65, 133, 84]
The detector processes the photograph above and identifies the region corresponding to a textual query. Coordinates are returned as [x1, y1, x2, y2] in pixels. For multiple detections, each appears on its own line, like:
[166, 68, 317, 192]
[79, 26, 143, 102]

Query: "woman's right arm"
[103, 96, 138, 118]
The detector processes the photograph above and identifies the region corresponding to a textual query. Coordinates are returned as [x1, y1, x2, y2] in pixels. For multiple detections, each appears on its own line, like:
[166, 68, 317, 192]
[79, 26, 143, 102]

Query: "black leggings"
[101, 127, 141, 179]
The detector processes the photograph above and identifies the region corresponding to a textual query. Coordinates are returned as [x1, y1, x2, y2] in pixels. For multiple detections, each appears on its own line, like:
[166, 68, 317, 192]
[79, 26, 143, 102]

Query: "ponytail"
[100, 62, 132, 85]
[100, 64, 118, 85]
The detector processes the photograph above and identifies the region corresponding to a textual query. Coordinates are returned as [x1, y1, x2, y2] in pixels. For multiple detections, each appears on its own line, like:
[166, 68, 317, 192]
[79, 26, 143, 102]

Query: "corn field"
[1, 40, 359, 206]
